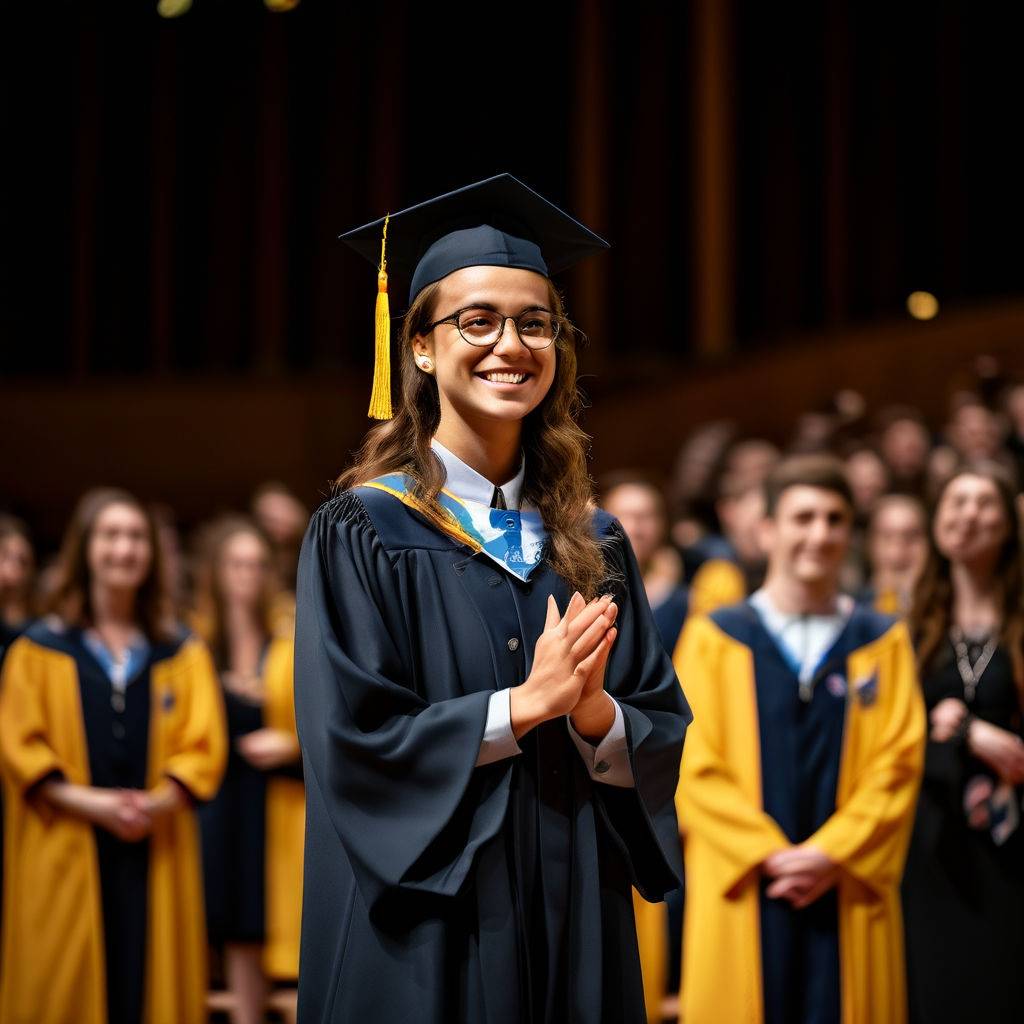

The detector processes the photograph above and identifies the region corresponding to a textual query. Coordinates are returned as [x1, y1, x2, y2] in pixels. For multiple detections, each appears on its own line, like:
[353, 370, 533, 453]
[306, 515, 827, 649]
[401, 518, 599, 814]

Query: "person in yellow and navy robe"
[192, 516, 304, 1022]
[677, 456, 925, 1024]
[0, 489, 226, 1024]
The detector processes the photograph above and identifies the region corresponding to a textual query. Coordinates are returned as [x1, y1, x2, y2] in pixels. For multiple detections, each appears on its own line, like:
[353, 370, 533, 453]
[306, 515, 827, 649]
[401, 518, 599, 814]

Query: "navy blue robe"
[293, 488, 690, 1023]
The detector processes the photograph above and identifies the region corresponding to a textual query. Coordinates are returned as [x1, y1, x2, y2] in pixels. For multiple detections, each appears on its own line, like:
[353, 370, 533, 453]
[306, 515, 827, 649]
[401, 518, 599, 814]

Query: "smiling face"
[86, 502, 153, 595]
[760, 485, 853, 588]
[412, 265, 558, 431]
[932, 473, 1011, 569]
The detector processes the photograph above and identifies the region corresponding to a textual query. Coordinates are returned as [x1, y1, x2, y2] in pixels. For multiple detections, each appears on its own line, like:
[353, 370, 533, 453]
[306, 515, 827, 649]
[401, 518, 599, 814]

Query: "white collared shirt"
[431, 439, 526, 511]
[749, 588, 854, 692]
[429, 438, 634, 787]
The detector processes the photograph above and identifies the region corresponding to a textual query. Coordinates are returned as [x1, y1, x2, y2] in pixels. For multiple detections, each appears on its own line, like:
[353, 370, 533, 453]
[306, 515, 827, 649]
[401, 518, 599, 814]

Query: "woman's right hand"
[510, 593, 617, 739]
[967, 718, 1024, 785]
[930, 697, 969, 742]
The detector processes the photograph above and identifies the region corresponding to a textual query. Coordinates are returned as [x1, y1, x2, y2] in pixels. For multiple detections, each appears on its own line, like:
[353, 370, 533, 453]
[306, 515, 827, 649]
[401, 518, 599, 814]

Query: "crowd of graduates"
[0, 358, 1023, 1022]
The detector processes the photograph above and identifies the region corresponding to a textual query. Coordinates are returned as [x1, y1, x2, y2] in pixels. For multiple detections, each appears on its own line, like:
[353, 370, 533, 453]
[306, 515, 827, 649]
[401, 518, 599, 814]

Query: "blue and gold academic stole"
[363, 474, 548, 582]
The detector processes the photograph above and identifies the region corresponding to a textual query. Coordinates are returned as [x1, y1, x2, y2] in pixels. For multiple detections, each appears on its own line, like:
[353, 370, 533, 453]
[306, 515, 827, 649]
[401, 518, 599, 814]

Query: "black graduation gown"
[902, 642, 1024, 1024]
[293, 488, 690, 1024]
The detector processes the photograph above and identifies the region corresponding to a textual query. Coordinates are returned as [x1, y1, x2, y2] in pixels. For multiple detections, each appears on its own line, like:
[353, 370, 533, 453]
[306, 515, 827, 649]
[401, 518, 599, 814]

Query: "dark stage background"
[2, 0, 1023, 546]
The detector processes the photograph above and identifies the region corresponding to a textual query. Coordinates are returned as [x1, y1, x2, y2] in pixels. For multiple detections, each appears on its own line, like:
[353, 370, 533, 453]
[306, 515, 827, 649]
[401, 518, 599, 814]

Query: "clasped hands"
[41, 778, 186, 842]
[509, 591, 619, 743]
[762, 845, 838, 910]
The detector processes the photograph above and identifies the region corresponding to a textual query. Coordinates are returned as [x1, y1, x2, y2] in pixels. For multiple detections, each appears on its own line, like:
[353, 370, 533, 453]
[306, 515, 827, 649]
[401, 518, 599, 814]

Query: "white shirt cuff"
[567, 697, 635, 788]
[475, 689, 522, 767]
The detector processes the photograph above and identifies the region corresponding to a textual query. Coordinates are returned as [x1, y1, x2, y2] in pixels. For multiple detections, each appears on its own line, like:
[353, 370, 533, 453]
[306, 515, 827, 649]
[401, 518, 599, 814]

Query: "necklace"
[950, 625, 998, 703]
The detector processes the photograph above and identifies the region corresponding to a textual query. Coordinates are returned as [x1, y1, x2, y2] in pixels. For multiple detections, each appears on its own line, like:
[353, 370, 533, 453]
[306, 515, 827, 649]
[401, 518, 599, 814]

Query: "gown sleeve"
[675, 615, 791, 895]
[161, 637, 228, 803]
[294, 494, 510, 914]
[593, 521, 692, 901]
[0, 637, 67, 796]
[808, 622, 926, 897]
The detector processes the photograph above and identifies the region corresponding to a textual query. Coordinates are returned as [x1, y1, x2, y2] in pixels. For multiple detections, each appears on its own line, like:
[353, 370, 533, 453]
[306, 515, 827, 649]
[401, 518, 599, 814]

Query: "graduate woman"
[0, 488, 227, 1024]
[902, 462, 1024, 1023]
[294, 175, 690, 1023]
[193, 516, 304, 1024]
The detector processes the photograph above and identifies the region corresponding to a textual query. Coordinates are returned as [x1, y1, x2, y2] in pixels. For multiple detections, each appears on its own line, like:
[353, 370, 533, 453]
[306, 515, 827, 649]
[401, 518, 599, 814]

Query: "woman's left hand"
[567, 596, 618, 742]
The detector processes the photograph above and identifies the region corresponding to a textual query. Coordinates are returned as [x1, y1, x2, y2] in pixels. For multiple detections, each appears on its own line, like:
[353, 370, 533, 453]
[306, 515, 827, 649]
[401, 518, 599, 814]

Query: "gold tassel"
[368, 213, 393, 420]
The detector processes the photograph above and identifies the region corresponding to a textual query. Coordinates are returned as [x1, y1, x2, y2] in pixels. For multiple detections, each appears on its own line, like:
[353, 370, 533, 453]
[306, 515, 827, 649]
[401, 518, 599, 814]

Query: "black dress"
[200, 671, 268, 945]
[902, 639, 1024, 1024]
[293, 489, 690, 1024]
[199, 654, 306, 948]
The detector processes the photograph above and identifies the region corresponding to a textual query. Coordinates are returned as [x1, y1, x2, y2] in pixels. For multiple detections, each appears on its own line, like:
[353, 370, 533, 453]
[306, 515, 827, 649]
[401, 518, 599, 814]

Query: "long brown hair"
[338, 278, 609, 598]
[46, 488, 177, 643]
[909, 461, 1024, 698]
[191, 516, 278, 669]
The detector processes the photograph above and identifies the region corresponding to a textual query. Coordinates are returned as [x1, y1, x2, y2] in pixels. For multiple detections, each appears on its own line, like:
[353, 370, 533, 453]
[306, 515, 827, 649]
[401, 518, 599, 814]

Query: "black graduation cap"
[339, 174, 609, 419]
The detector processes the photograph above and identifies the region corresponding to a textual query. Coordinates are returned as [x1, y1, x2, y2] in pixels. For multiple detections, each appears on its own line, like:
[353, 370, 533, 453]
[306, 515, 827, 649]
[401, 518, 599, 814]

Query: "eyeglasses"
[422, 306, 565, 350]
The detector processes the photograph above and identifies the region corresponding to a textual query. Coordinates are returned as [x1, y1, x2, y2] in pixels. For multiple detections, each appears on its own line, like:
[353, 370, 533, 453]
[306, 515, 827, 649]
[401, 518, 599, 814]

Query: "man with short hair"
[676, 454, 925, 1024]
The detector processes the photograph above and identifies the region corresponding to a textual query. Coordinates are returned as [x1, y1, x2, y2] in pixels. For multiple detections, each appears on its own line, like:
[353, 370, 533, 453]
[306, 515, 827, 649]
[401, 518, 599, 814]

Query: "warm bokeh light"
[156, 0, 192, 17]
[906, 291, 939, 320]
[265, 0, 301, 10]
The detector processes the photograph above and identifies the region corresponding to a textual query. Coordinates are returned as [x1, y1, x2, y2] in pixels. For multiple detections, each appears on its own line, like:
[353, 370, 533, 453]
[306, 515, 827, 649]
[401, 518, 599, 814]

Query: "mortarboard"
[340, 174, 609, 420]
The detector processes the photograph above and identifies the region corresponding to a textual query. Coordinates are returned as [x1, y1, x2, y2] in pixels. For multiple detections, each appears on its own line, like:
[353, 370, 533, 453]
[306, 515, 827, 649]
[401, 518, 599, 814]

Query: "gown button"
[112, 721, 126, 740]
[507, 637, 520, 652]
[595, 760, 610, 774]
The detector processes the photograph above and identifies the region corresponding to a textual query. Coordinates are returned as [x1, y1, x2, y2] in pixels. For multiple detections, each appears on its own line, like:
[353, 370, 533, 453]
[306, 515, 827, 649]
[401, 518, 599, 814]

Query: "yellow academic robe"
[0, 625, 227, 1024]
[676, 605, 925, 1024]
[687, 557, 747, 620]
[261, 634, 305, 980]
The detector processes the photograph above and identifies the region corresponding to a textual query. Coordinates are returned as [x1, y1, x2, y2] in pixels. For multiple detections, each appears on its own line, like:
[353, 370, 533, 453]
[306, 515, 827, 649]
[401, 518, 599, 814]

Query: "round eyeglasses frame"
[421, 306, 567, 350]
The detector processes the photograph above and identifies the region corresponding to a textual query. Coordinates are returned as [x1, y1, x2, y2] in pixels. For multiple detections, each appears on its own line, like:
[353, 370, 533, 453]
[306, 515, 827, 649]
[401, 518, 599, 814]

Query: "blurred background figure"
[250, 482, 309, 603]
[0, 488, 226, 1024]
[877, 407, 932, 498]
[903, 463, 1024, 1024]
[150, 502, 189, 621]
[684, 467, 769, 620]
[861, 494, 929, 615]
[1002, 383, 1024, 486]
[193, 516, 303, 1024]
[601, 473, 688, 652]
[0, 515, 35, 653]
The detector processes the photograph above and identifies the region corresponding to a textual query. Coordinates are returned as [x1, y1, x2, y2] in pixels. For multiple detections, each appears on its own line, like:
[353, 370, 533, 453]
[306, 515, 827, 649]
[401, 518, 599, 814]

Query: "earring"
[418, 356, 434, 372]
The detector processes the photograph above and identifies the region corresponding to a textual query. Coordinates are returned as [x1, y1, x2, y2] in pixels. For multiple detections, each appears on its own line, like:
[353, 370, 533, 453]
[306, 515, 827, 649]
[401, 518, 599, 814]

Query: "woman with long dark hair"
[903, 462, 1024, 1023]
[294, 175, 690, 1023]
[193, 516, 303, 1024]
[0, 488, 226, 1024]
